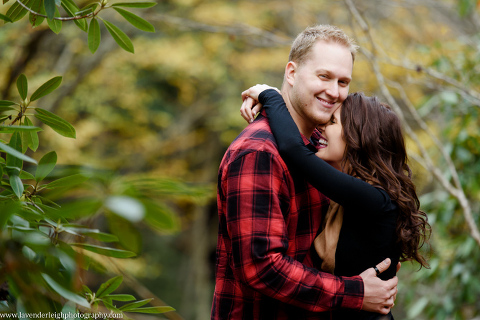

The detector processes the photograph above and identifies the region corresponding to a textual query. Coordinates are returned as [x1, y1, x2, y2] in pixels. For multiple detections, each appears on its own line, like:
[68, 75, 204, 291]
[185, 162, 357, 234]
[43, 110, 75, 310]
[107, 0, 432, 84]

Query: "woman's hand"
[240, 84, 280, 123]
[240, 97, 261, 124]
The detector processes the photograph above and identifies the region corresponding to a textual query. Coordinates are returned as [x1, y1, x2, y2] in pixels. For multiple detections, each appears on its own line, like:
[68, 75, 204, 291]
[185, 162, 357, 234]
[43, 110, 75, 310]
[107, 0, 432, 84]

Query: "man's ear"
[285, 61, 297, 86]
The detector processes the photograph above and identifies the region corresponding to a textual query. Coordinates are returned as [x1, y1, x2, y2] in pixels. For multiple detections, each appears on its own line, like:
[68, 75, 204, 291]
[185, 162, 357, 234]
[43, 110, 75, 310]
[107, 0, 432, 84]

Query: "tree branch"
[15, 0, 98, 21]
[384, 58, 480, 107]
[146, 13, 291, 47]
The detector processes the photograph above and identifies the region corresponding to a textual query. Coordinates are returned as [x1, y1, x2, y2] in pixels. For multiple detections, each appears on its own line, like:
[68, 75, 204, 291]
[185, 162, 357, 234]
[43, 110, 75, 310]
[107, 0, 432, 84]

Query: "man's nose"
[325, 82, 339, 99]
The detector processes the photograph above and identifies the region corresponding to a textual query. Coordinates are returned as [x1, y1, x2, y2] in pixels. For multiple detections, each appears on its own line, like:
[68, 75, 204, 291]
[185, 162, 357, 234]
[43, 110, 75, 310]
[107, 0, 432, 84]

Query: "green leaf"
[60, 0, 79, 13]
[102, 299, 121, 312]
[104, 294, 135, 301]
[113, 7, 155, 32]
[35, 108, 76, 138]
[42, 174, 88, 189]
[0, 202, 18, 229]
[6, 132, 23, 169]
[96, 276, 123, 298]
[13, 122, 42, 153]
[0, 125, 42, 133]
[5, 0, 32, 22]
[0, 106, 16, 114]
[29, 13, 45, 28]
[42, 274, 90, 308]
[62, 226, 119, 242]
[0, 141, 37, 164]
[20, 125, 29, 154]
[44, 0, 55, 20]
[74, 3, 96, 16]
[71, 243, 136, 258]
[35, 195, 61, 208]
[46, 7, 62, 33]
[56, 198, 103, 219]
[88, 18, 101, 53]
[31, 77, 62, 102]
[16, 74, 28, 100]
[82, 285, 92, 295]
[119, 298, 152, 311]
[0, 100, 16, 107]
[5, 166, 21, 176]
[19, 170, 36, 180]
[8, 226, 36, 232]
[127, 306, 175, 314]
[0, 13, 13, 22]
[103, 20, 134, 53]
[74, 18, 88, 32]
[61, 0, 87, 31]
[111, 2, 157, 8]
[82, 231, 118, 242]
[29, 0, 45, 27]
[35, 151, 57, 182]
[9, 174, 24, 199]
[24, 117, 40, 151]
[107, 214, 141, 253]
[143, 199, 179, 232]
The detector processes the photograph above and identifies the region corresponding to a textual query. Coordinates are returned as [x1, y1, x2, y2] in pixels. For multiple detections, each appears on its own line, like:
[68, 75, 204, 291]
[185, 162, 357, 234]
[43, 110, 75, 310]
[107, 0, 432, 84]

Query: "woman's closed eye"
[329, 115, 337, 124]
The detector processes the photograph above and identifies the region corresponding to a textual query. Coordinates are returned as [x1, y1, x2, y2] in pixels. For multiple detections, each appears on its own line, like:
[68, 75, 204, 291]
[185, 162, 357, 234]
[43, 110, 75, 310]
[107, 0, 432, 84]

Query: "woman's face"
[316, 106, 346, 171]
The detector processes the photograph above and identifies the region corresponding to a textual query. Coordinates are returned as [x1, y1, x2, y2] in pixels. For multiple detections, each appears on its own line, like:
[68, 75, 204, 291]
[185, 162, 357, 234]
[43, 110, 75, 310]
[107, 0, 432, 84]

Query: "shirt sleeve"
[259, 89, 392, 215]
[221, 147, 364, 312]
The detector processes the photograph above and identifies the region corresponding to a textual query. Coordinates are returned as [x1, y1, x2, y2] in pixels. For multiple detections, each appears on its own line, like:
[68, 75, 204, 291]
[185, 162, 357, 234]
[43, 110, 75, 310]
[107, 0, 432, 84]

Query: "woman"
[240, 85, 430, 319]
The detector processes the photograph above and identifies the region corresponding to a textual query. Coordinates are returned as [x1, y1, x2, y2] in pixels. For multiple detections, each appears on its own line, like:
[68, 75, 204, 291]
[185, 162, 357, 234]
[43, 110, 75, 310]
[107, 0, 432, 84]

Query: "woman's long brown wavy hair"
[340, 92, 430, 268]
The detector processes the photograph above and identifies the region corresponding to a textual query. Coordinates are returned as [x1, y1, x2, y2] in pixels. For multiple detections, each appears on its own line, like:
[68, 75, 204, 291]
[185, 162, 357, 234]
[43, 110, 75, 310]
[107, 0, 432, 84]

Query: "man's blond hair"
[288, 25, 359, 65]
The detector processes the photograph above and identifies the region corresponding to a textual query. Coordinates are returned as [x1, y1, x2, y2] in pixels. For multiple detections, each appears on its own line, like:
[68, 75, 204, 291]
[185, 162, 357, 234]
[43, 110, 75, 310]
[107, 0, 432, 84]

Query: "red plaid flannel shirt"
[211, 112, 364, 319]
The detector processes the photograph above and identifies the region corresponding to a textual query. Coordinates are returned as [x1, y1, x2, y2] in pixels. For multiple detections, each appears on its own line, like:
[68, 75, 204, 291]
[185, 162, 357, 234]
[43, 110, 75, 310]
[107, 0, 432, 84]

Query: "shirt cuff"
[340, 275, 364, 310]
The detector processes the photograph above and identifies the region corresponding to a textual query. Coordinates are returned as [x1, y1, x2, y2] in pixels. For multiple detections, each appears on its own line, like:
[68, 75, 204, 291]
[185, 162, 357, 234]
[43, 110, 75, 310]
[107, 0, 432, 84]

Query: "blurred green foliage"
[0, 72, 208, 317]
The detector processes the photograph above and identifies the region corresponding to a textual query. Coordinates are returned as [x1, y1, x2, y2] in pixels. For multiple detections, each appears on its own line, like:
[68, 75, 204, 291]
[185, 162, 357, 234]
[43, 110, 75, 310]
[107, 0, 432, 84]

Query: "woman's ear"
[285, 61, 297, 86]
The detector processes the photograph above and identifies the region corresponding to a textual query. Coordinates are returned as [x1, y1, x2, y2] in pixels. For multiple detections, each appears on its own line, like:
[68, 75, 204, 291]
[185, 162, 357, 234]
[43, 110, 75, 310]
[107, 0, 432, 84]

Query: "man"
[212, 25, 397, 319]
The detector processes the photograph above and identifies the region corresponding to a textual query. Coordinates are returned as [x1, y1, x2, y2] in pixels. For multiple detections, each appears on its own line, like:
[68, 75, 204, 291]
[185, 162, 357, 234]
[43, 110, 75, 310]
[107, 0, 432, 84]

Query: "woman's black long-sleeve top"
[259, 89, 400, 319]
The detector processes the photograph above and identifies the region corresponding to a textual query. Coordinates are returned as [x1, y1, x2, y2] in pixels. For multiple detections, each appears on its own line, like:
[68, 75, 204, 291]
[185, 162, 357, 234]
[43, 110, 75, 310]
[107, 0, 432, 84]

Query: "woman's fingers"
[241, 89, 250, 102]
[252, 103, 262, 118]
[241, 84, 280, 123]
[240, 97, 257, 123]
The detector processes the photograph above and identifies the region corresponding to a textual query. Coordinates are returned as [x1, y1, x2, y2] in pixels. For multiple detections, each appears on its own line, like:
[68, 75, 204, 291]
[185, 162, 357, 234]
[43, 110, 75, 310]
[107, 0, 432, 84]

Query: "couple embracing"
[212, 25, 430, 320]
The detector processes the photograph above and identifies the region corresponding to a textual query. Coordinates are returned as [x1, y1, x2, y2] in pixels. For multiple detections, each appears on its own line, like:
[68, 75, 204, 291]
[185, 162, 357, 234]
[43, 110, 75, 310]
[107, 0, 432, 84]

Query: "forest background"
[0, 0, 479, 319]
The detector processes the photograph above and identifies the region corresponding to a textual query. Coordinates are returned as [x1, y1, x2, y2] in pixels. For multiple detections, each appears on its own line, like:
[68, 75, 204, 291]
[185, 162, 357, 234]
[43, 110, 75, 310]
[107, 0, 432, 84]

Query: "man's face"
[285, 40, 353, 136]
